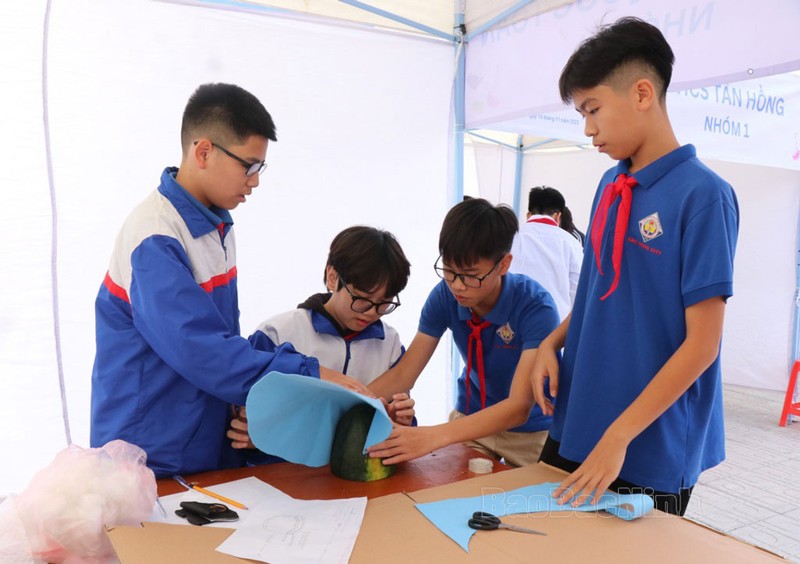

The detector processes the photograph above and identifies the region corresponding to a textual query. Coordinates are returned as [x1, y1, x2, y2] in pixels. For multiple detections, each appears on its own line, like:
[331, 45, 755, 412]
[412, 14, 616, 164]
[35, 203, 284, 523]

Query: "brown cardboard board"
[107, 522, 253, 563]
[395, 463, 785, 563]
[351, 482, 786, 563]
[109, 464, 785, 563]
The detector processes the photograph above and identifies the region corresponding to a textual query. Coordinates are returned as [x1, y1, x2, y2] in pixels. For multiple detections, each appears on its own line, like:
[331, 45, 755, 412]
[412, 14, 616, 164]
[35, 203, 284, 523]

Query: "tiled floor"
[684, 384, 800, 561]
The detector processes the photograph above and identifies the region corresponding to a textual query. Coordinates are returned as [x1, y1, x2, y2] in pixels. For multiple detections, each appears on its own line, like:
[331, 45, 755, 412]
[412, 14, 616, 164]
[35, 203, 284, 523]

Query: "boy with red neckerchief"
[368, 197, 559, 466]
[531, 17, 739, 515]
[509, 186, 583, 321]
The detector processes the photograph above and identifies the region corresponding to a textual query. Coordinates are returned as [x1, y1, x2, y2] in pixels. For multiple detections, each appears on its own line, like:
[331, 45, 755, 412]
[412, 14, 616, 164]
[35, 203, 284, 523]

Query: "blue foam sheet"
[245, 371, 393, 467]
[415, 482, 655, 552]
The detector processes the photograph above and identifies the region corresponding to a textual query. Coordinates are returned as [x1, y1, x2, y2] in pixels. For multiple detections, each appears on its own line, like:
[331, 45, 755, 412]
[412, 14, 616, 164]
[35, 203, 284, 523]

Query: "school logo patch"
[496, 323, 515, 344]
[638, 212, 663, 242]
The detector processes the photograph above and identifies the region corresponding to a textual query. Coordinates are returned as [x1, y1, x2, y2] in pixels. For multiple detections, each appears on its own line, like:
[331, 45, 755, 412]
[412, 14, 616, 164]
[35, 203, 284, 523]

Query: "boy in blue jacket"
[90, 83, 367, 477]
[531, 18, 739, 515]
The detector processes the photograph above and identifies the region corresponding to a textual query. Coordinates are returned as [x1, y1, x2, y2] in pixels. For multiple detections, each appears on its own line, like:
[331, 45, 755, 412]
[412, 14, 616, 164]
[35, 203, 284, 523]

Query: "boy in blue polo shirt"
[531, 18, 739, 515]
[368, 198, 559, 466]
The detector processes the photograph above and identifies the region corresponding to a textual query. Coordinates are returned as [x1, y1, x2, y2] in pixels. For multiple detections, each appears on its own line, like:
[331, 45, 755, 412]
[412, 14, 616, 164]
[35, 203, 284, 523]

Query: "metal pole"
[452, 1, 466, 204]
[512, 134, 524, 215]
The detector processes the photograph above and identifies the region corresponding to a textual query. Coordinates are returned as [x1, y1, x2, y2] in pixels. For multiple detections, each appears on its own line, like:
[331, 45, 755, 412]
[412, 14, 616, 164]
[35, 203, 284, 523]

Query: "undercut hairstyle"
[180, 83, 277, 153]
[559, 17, 675, 103]
[528, 186, 566, 216]
[325, 226, 411, 298]
[439, 198, 518, 268]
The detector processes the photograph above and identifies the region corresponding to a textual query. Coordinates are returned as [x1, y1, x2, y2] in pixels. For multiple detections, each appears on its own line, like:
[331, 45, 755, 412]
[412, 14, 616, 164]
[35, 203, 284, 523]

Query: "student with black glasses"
[227, 226, 416, 451]
[90, 83, 368, 478]
[366, 198, 559, 467]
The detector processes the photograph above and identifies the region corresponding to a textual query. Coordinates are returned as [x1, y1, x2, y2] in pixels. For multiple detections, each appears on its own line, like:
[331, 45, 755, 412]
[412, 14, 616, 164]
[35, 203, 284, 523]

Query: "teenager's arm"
[127, 236, 320, 405]
[366, 347, 538, 464]
[367, 331, 439, 398]
[530, 313, 571, 415]
[553, 296, 726, 506]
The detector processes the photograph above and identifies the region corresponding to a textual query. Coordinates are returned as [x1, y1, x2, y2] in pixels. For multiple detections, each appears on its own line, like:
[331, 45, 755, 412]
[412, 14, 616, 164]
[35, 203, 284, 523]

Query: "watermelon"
[330, 403, 396, 482]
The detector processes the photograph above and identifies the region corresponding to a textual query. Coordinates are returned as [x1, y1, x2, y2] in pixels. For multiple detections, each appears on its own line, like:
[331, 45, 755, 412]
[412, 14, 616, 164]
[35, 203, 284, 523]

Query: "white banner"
[486, 73, 800, 171]
[466, 0, 800, 129]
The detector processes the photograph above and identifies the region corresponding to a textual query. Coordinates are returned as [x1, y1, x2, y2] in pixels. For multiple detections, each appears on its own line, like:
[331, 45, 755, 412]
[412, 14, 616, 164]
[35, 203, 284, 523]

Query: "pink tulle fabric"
[4, 440, 157, 563]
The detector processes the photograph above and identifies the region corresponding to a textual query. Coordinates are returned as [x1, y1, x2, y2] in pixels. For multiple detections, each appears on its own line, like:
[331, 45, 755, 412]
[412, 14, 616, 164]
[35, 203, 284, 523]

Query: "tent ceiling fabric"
[465, 0, 800, 127]
[192, 0, 573, 38]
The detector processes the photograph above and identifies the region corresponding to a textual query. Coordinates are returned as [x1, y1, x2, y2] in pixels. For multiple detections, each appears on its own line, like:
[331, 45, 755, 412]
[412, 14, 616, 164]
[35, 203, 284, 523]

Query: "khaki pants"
[449, 410, 548, 467]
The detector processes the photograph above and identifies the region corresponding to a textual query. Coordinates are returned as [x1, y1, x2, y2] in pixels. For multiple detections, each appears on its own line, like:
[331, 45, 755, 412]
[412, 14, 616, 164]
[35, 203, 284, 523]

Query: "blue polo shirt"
[419, 273, 559, 432]
[551, 145, 739, 492]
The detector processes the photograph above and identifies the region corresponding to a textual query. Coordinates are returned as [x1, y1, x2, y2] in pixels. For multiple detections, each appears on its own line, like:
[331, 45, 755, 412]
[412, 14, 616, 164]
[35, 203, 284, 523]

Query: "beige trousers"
[449, 409, 548, 467]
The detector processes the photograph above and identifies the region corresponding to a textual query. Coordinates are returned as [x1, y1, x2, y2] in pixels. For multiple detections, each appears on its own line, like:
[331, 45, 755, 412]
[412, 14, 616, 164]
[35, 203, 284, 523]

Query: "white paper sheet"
[149, 476, 292, 528]
[148, 476, 367, 563]
[215, 496, 367, 564]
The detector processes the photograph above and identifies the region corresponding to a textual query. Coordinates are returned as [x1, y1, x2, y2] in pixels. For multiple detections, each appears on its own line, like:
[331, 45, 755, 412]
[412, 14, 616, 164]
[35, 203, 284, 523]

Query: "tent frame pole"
[448, 1, 467, 409]
[468, 131, 518, 151]
[513, 135, 524, 216]
[465, 0, 537, 41]
[452, 3, 466, 204]
[338, 0, 455, 41]
[522, 137, 558, 151]
[790, 211, 800, 420]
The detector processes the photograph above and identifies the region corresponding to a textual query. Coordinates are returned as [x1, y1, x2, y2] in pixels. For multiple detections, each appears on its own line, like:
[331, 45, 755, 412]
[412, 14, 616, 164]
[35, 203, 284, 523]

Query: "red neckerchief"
[465, 312, 491, 413]
[527, 216, 558, 227]
[589, 173, 639, 300]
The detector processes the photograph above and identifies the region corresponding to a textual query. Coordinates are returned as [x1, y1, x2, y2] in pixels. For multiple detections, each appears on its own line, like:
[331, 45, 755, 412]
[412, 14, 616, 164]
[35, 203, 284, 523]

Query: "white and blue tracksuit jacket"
[90, 167, 319, 477]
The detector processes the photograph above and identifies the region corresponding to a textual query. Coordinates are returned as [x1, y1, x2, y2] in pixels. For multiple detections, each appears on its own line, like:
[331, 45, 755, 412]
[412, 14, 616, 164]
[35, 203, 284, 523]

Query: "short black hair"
[528, 186, 566, 216]
[326, 226, 410, 298]
[559, 17, 674, 103]
[439, 198, 518, 268]
[180, 83, 277, 152]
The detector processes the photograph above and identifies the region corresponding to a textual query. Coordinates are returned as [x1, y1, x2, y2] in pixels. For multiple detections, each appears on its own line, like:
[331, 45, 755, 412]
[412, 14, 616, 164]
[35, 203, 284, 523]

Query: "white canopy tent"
[462, 0, 800, 394]
[0, 0, 571, 495]
[2, 0, 799, 496]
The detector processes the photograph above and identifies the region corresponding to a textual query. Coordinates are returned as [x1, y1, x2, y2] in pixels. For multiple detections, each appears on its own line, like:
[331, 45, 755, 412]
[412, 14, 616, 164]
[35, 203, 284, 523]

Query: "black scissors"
[468, 511, 547, 536]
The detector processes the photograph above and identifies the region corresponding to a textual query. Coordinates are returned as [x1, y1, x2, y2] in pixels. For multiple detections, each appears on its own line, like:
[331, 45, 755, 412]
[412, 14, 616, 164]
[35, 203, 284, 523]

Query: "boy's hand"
[320, 367, 375, 397]
[366, 425, 438, 464]
[227, 406, 255, 449]
[385, 393, 415, 426]
[531, 340, 559, 416]
[552, 432, 628, 507]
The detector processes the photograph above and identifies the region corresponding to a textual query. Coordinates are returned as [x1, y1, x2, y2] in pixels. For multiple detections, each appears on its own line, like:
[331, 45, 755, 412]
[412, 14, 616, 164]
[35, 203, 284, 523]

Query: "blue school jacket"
[90, 167, 319, 477]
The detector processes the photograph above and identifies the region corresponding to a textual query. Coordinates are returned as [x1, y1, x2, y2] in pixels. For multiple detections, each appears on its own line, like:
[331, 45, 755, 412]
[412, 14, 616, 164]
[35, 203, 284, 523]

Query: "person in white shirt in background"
[509, 186, 583, 321]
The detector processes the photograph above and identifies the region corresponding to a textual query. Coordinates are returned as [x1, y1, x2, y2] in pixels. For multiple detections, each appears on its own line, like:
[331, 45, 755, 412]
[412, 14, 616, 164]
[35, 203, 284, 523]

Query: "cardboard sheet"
[245, 371, 392, 466]
[107, 522, 240, 564]
[395, 464, 784, 563]
[110, 463, 784, 563]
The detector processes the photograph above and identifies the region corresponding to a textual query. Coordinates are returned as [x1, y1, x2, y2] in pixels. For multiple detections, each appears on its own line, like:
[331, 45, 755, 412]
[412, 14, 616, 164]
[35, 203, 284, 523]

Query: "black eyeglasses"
[434, 255, 503, 289]
[210, 142, 267, 177]
[339, 278, 400, 315]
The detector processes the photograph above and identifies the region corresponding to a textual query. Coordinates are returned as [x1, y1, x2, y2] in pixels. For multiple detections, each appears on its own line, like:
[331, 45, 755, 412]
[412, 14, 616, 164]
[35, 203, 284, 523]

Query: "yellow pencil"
[189, 483, 249, 510]
[173, 474, 249, 510]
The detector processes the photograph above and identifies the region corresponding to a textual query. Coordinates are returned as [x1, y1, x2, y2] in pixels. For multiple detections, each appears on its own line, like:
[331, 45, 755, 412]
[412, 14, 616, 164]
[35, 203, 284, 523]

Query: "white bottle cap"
[468, 457, 493, 474]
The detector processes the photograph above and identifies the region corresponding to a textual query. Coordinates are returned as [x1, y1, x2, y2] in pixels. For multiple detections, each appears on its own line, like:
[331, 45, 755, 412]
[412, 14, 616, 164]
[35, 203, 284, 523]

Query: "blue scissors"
[468, 511, 547, 536]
